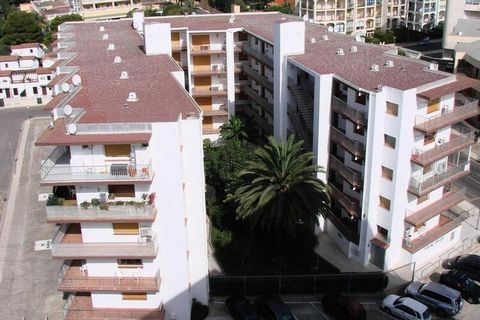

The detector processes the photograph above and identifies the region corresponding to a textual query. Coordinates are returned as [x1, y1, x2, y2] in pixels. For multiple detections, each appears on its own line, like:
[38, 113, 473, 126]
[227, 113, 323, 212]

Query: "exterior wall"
[11, 46, 44, 58]
[91, 292, 162, 309]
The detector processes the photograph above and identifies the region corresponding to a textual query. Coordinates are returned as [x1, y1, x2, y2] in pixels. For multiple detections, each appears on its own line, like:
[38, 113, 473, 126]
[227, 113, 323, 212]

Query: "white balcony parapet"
[408, 161, 470, 194]
[75, 122, 152, 134]
[46, 203, 156, 222]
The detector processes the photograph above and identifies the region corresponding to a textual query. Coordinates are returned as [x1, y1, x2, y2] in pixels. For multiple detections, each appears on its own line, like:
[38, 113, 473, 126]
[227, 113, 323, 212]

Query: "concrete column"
[133, 10, 144, 33]
[225, 30, 236, 117]
[144, 23, 172, 56]
[273, 21, 305, 140]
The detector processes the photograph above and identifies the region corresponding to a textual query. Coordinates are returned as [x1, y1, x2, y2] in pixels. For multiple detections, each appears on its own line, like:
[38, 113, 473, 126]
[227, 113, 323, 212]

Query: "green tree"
[49, 14, 83, 32]
[265, 1, 294, 14]
[1, 11, 42, 45]
[233, 135, 330, 236]
[220, 116, 248, 142]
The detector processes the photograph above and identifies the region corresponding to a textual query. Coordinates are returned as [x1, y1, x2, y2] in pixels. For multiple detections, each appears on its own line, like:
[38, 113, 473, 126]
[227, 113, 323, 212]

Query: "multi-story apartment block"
[0, 43, 56, 107]
[297, 0, 407, 35]
[39, 12, 479, 318]
[406, 0, 446, 31]
[36, 20, 209, 319]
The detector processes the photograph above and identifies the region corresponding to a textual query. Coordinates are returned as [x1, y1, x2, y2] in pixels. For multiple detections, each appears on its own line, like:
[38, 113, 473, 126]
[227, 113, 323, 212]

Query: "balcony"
[330, 126, 365, 158]
[243, 64, 274, 92]
[51, 224, 157, 259]
[325, 210, 359, 244]
[403, 210, 469, 254]
[329, 155, 363, 189]
[331, 96, 367, 125]
[191, 64, 226, 76]
[64, 294, 165, 320]
[411, 130, 474, 166]
[414, 96, 479, 133]
[371, 233, 389, 249]
[191, 86, 229, 97]
[40, 148, 153, 185]
[405, 189, 465, 226]
[58, 262, 160, 292]
[408, 161, 470, 196]
[236, 105, 273, 133]
[171, 43, 186, 52]
[329, 183, 361, 217]
[243, 85, 274, 114]
[203, 106, 228, 117]
[190, 44, 225, 55]
[242, 42, 273, 67]
[46, 203, 156, 223]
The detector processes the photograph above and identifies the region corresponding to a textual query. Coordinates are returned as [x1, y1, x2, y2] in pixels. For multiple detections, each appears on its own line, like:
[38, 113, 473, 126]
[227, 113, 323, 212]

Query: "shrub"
[211, 227, 232, 250]
[141, 193, 148, 201]
[108, 193, 115, 200]
[99, 203, 109, 210]
[114, 201, 125, 206]
[80, 201, 91, 209]
[91, 198, 101, 206]
[47, 194, 65, 206]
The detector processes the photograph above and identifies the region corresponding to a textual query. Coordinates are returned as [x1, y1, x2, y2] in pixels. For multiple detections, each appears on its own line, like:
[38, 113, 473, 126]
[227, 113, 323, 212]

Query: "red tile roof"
[10, 42, 41, 50]
[417, 76, 480, 100]
[0, 70, 12, 77]
[0, 55, 19, 62]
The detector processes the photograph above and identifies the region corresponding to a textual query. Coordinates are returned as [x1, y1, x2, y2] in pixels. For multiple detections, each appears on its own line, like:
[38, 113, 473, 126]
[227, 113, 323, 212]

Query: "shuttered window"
[108, 184, 135, 197]
[379, 196, 391, 210]
[113, 223, 139, 235]
[427, 98, 440, 114]
[381, 166, 393, 181]
[104, 144, 131, 157]
[386, 102, 398, 116]
[122, 292, 147, 300]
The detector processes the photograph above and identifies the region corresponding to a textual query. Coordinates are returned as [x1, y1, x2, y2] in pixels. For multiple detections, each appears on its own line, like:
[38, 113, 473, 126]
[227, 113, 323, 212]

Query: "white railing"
[57, 65, 79, 74]
[46, 203, 156, 221]
[58, 52, 77, 60]
[409, 161, 470, 193]
[75, 122, 151, 134]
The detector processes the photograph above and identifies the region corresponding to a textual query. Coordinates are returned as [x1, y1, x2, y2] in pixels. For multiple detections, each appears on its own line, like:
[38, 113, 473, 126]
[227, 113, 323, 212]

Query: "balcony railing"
[329, 183, 361, 217]
[243, 64, 274, 92]
[242, 42, 273, 67]
[40, 148, 153, 184]
[411, 129, 474, 166]
[414, 96, 479, 133]
[325, 210, 359, 245]
[330, 126, 365, 157]
[403, 210, 470, 253]
[329, 155, 363, 188]
[190, 44, 225, 55]
[191, 86, 228, 97]
[64, 294, 165, 320]
[58, 263, 161, 292]
[46, 204, 156, 223]
[331, 96, 367, 125]
[408, 161, 470, 195]
[243, 85, 274, 114]
[191, 64, 226, 75]
[51, 225, 158, 259]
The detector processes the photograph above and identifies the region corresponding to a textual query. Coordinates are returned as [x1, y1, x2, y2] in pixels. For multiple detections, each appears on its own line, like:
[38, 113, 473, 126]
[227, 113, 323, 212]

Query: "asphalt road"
[0, 106, 48, 195]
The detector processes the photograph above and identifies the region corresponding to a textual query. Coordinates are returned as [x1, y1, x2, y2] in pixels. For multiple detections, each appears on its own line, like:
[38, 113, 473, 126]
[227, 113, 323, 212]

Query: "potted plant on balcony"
[80, 201, 91, 209]
[47, 194, 65, 206]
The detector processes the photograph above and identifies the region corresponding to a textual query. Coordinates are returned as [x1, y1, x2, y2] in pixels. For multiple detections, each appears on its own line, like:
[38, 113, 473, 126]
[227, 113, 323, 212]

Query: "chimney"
[133, 11, 145, 33]
[231, 4, 240, 14]
[144, 23, 172, 56]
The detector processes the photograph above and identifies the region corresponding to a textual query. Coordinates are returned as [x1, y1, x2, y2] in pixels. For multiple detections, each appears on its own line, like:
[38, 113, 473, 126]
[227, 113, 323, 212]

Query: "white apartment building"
[406, 0, 446, 31]
[38, 12, 479, 319]
[0, 43, 55, 107]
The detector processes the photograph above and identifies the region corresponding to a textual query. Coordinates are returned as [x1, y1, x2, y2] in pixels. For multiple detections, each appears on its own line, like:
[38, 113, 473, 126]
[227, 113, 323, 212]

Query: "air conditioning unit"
[404, 228, 413, 239]
[140, 228, 152, 237]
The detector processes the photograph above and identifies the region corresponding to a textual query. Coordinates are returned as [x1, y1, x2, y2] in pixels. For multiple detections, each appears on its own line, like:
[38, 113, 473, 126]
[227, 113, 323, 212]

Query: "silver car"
[382, 295, 432, 320]
[405, 281, 463, 316]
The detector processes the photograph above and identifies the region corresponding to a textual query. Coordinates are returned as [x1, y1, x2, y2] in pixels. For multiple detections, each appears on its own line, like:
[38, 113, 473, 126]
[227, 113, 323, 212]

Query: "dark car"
[439, 270, 480, 304]
[254, 296, 296, 320]
[444, 254, 480, 282]
[322, 293, 366, 320]
[225, 295, 259, 320]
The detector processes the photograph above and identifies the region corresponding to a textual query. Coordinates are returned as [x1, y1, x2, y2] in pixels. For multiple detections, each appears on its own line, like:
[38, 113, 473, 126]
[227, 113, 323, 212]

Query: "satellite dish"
[61, 83, 70, 92]
[72, 74, 82, 86]
[303, 14, 308, 22]
[67, 123, 77, 135]
[63, 105, 73, 116]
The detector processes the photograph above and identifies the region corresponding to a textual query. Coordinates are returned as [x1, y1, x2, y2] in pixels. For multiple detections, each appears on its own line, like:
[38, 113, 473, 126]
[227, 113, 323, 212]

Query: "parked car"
[444, 254, 480, 282]
[382, 294, 432, 320]
[322, 292, 366, 320]
[225, 295, 259, 320]
[254, 296, 296, 320]
[405, 281, 463, 316]
[439, 270, 480, 304]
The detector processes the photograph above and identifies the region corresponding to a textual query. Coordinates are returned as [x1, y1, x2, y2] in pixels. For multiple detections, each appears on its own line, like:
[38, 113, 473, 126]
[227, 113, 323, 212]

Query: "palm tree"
[220, 116, 248, 141]
[233, 135, 330, 237]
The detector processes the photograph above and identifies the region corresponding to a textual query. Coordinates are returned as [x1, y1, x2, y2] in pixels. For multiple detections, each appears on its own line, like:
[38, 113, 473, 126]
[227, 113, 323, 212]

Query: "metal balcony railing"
[330, 126, 365, 157]
[50, 225, 158, 259]
[191, 86, 228, 97]
[329, 183, 361, 217]
[243, 85, 273, 114]
[242, 42, 273, 67]
[325, 210, 360, 245]
[408, 161, 470, 195]
[190, 44, 225, 54]
[331, 96, 367, 125]
[414, 95, 479, 133]
[57, 263, 161, 292]
[46, 204, 156, 223]
[329, 155, 363, 188]
[243, 64, 273, 92]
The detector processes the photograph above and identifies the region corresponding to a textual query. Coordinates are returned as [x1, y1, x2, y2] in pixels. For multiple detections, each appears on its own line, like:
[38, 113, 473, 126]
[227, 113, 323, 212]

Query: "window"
[450, 231, 455, 241]
[33, 87, 38, 94]
[118, 259, 143, 268]
[20, 90, 26, 97]
[396, 305, 415, 316]
[384, 134, 396, 149]
[427, 98, 440, 114]
[13, 88, 18, 95]
[386, 102, 398, 116]
[122, 292, 147, 300]
[379, 196, 391, 210]
[104, 144, 131, 157]
[381, 166, 393, 181]
[424, 132, 435, 145]
[108, 184, 135, 197]
[29, 49, 33, 53]
[113, 223, 139, 235]
[47, 75, 51, 80]
[377, 225, 388, 237]
[5, 63, 8, 68]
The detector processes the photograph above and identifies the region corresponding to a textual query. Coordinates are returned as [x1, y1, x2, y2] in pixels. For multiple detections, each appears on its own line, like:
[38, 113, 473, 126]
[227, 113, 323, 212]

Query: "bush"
[114, 201, 125, 206]
[99, 203, 109, 211]
[47, 194, 65, 206]
[91, 198, 101, 206]
[211, 227, 232, 250]
[80, 201, 91, 209]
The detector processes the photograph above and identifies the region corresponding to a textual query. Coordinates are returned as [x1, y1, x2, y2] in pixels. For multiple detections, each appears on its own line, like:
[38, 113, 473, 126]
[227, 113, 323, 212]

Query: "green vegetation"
[1, 11, 42, 45]
[365, 25, 444, 45]
[265, 1, 294, 14]
[46, 194, 65, 206]
[206, 118, 336, 275]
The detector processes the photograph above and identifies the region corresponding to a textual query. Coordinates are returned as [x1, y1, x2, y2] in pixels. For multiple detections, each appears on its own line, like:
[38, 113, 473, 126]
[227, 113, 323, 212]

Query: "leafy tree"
[220, 116, 248, 142]
[265, 1, 294, 14]
[49, 14, 83, 32]
[163, 4, 186, 15]
[233, 135, 330, 236]
[1, 11, 42, 45]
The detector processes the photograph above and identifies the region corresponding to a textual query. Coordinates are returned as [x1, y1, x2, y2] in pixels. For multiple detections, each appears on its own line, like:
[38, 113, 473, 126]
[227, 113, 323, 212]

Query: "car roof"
[424, 282, 460, 297]
[443, 270, 469, 281]
[401, 297, 429, 312]
[459, 255, 480, 263]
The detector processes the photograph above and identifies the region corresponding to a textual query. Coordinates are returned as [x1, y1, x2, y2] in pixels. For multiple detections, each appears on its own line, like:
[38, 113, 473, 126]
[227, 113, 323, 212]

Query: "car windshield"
[395, 297, 406, 305]
[423, 308, 431, 319]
